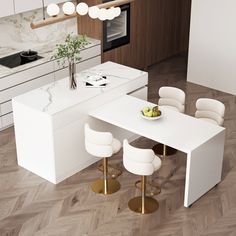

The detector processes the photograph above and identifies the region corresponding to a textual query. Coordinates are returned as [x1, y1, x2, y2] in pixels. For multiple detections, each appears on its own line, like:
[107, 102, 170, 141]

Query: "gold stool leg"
[91, 158, 120, 195]
[128, 176, 159, 214]
[153, 144, 177, 157]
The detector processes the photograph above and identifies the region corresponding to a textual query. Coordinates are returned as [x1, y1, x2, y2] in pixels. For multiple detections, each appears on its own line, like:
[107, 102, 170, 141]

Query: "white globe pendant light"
[46, 3, 60, 17]
[88, 6, 100, 19]
[114, 7, 121, 17]
[76, 2, 89, 16]
[62, 2, 75, 15]
[98, 8, 107, 21]
[106, 7, 116, 20]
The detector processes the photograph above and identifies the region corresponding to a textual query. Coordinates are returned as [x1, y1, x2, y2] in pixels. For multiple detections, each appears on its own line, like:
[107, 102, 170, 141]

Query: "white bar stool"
[153, 86, 186, 157]
[123, 139, 162, 214]
[195, 98, 225, 126]
[84, 123, 121, 195]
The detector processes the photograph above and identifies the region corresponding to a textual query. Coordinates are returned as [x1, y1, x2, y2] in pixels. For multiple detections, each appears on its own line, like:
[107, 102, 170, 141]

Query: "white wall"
[187, 0, 236, 95]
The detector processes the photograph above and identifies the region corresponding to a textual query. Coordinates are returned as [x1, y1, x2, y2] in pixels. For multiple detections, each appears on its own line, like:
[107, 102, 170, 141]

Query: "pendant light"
[46, 3, 60, 17]
[76, 2, 89, 16]
[62, 2, 75, 15]
[31, 0, 133, 29]
[88, 6, 100, 19]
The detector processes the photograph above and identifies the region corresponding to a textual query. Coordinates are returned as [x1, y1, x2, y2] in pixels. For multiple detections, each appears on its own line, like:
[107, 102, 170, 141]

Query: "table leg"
[184, 130, 225, 207]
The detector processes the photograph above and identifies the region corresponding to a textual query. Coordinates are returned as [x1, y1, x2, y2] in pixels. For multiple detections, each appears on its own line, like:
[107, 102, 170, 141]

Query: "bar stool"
[195, 98, 225, 126]
[153, 86, 186, 156]
[84, 123, 121, 195]
[123, 139, 162, 214]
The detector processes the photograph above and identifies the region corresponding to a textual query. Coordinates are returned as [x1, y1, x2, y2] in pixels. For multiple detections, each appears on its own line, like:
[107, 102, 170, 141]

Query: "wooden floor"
[0, 55, 236, 236]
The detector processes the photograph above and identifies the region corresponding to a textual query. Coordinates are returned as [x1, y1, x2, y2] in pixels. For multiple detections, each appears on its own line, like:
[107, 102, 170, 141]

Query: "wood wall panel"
[179, 0, 192, 53]
[77, 0, 192, 70]
[103, 0, 147, 69]
[77, 0, 103, 40]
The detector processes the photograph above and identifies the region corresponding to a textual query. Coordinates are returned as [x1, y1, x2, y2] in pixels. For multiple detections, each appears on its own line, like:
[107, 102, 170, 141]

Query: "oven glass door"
[103, 4, 130, 52]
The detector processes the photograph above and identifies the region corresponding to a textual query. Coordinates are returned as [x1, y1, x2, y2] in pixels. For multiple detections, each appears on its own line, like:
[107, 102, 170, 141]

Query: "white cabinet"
[0, 53, 101, 130]
[14, 0, 66, 14]
[0, 0, 14, 18]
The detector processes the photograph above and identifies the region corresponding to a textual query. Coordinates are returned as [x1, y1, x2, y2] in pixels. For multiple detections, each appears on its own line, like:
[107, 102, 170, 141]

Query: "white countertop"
[0, 37, 100, 79]
[12, 62, 148, 115]
[89, 95, 225, 152]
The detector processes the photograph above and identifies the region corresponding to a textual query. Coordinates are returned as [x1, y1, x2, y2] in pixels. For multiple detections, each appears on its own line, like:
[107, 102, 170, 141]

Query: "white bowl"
[140, 111, 162, 120]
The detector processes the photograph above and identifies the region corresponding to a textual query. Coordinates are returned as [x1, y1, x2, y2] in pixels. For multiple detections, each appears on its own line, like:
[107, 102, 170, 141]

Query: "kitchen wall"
[0, 8, 77, 57]
[187, 0, 236, 95]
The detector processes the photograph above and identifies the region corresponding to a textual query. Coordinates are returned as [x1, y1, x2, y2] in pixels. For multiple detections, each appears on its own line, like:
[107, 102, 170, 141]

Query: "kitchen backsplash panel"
[0, 8, 77, 57]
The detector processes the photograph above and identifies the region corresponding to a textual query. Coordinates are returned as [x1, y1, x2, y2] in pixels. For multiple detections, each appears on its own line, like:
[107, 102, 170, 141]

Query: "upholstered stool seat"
[84, 123, 121, 195]
[195, 98, 225, 126]
[153, 86, 186, 157]
[112, 138, 122, 154]
[123, 139, 162, 214]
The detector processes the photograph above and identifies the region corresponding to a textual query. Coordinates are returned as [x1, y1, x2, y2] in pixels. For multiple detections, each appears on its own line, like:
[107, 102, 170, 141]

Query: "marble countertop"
[0, 36, 101, 79]
[12, 61, 148, 116]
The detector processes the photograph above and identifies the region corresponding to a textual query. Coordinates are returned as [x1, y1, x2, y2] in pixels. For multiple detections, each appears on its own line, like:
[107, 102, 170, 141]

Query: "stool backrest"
[84, 124, 113, 157]
[195, 98, 225, 126]
[123, 139, 156, 176]
[158, 86, 186, 113]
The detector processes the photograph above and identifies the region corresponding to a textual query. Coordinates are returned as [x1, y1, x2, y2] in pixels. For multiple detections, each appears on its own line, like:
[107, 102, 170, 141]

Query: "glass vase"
[68, 59, 77, 90]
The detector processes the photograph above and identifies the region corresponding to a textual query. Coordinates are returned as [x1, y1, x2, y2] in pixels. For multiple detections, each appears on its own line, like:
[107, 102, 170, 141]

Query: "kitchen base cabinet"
[13, 62, 148, 183]
[0, 55, 101, 131]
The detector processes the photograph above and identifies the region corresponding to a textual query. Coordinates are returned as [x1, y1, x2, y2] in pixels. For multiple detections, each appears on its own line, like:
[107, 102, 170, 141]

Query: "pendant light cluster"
[46, 1, 121, 21]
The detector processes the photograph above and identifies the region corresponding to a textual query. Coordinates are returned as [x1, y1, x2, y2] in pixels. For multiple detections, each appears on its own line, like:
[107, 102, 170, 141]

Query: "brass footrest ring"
[135, 180, 161, 196]
[98, 163, 122, 179]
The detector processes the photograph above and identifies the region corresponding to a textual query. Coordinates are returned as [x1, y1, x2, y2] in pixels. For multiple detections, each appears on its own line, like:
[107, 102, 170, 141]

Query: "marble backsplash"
[0, 8, 77, 58]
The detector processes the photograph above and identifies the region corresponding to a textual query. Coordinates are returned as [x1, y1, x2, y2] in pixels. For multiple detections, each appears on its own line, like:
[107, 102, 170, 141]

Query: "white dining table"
[89, 95, 225, 207]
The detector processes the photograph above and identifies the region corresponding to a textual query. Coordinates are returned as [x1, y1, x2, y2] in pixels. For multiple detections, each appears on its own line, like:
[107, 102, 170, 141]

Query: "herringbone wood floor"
[0, 56, 236, 236]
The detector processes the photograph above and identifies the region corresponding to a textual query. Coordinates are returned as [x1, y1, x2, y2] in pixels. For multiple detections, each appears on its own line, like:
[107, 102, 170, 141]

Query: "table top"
[12, 62, 147, 115]
[89, 95, 225, 153]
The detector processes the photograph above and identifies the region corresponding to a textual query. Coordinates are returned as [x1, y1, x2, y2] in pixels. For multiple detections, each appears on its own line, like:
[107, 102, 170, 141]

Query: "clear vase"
[68, 60, 77, 90]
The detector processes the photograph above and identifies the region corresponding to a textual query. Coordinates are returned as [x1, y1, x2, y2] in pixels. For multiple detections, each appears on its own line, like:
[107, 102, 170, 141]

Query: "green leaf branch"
[52, 34, 90, 66]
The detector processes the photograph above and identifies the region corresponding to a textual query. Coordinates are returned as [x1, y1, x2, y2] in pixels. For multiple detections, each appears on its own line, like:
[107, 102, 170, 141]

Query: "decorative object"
[52, 34, 89, 90]
[88, 6, 100, 19]
[46, 3, 60, 17]
[31, 0, 134, 29]
[76, 2, 89, 15]
[62, 2, 75, 15]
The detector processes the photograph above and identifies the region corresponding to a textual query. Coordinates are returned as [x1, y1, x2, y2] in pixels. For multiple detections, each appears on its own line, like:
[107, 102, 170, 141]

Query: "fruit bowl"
[141, 106, 162, 120]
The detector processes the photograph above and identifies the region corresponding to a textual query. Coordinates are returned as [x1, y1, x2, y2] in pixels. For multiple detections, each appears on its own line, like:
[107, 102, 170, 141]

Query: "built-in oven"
[103, 0, 130, 52]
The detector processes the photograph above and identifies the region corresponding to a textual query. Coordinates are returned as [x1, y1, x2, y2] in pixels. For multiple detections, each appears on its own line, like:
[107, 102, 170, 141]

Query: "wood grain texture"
[103, 0, 147, 69]
[78, 0, 192, 69]
[77, 0, 103, 40]
[1, 55, 236, 236]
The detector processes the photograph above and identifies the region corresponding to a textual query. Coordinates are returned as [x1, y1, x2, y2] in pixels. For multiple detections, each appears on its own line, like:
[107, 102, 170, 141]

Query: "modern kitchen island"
[12, 62, 148, 184]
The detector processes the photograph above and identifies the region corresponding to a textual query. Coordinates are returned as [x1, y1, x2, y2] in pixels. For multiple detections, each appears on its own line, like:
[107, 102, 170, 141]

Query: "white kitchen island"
[12, 62, 148, 184]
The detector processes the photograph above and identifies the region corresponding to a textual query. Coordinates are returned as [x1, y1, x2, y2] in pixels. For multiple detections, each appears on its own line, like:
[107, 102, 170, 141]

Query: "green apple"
[142, 107, 150, 116]
[146, 110, 153, 117]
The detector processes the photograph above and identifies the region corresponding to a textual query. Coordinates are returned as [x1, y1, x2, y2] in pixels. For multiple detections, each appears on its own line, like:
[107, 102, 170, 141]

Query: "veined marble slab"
[13, 61, 147, 115]
[0, 7, 100, 79]
[0, 37, 100, 79]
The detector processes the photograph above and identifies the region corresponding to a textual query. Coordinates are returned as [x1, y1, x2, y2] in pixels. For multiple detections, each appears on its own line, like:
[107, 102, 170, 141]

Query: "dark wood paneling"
[77, 0, 103, 40]
[179, 0, 192, 53]
[77, 0, 192, 69]
[103, 0, 147, 69]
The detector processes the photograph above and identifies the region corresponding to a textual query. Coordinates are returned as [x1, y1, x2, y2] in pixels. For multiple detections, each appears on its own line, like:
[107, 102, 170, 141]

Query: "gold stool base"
[153, 143, 177, 156]
[128, 196, 159, 214]
[91, 179, 120, 195]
